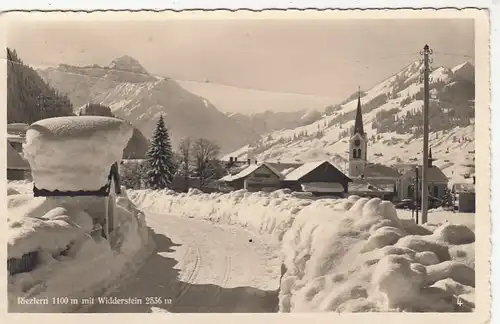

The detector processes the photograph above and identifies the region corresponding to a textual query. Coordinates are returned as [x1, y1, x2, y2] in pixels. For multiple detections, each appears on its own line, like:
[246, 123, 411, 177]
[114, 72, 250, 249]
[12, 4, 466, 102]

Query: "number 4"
[455, 295, 463, 307]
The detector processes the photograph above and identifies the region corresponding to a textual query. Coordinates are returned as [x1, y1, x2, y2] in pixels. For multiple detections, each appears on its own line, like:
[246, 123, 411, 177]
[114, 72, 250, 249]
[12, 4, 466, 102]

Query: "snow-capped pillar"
[23, 116, 133, 239]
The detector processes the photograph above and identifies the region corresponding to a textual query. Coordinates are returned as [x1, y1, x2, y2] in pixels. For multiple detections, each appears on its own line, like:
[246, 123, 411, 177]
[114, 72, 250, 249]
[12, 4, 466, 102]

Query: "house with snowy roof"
[396, 149, 449, 201]
[219, 162, 284, 192]
[7, 123, 30, 180]
[218, 159, 352, 196]
[280, 160, 352, 196]
[451, 182, 475, 213]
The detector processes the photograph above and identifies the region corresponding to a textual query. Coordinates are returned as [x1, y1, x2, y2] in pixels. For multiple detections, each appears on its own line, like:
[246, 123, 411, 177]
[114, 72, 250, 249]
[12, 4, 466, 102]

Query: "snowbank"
[23, 116, 133, 192]
[7, 187, 154, 313]
[128, 188, 305, 243]
[128, 189, 475, 312]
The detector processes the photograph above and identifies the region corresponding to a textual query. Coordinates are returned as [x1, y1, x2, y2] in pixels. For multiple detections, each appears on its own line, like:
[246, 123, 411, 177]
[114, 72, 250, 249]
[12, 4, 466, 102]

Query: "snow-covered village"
[5, 13, 486, 315]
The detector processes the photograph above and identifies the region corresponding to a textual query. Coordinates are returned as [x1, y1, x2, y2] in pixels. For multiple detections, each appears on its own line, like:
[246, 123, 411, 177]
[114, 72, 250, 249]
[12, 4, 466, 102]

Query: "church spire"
[353, 86, 365, 136]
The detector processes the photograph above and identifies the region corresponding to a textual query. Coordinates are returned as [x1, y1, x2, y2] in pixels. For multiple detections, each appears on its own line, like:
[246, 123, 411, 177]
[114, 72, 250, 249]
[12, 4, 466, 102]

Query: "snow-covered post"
[23, 116, 133, 241]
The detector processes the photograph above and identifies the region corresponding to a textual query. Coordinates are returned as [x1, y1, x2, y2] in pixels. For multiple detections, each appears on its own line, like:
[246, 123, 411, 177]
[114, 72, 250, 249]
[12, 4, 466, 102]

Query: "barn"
[219, 163, 284, 192]
[281, 160, 352, 196]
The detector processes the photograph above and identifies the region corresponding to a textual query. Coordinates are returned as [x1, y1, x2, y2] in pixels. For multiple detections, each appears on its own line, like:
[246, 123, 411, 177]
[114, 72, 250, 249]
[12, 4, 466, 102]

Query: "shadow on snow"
[90, 228, 279, 313]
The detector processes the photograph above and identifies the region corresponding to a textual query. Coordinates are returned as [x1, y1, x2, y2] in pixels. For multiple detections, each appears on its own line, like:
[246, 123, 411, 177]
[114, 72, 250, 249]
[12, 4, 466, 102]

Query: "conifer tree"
[145, 115, 177, 189]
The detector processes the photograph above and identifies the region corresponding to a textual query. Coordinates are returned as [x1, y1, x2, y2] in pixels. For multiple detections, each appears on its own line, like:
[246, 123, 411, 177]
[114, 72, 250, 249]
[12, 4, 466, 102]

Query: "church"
[346, 91, 448, 201]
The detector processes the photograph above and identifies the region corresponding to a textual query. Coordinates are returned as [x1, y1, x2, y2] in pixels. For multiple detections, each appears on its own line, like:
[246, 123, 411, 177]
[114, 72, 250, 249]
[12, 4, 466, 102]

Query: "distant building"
[281, 160, 352, 196]
[218, 159, 351, 196]
[219, 162, 284, 192]
[397, 149, 449, 201]
[452, 182, 475, 213]
[7, 123, 30, 180]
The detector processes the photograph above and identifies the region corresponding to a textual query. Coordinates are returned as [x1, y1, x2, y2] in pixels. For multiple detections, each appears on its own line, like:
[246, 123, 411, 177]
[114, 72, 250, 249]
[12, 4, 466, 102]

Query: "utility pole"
[415, 166, 419, 224]
[419, 44, 433, 224]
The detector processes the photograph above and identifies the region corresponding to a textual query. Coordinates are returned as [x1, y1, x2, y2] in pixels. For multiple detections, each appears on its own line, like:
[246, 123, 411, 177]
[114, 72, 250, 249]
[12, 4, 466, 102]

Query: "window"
[354, 139, 361, 146]
[352, 149, 358, 159]
[433, 186, 439, 198]
[357, 148, 362, 158]
[408, 185, 414, 198]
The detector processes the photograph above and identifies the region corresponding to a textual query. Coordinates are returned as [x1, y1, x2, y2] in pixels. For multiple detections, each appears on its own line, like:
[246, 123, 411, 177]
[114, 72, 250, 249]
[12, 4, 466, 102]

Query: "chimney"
[234, 157, 238, 162]
[473, 176, 476, 185]
[229, 157, 233, 163]
[247, 158, 251, 165]
[255, 159, 258, 164]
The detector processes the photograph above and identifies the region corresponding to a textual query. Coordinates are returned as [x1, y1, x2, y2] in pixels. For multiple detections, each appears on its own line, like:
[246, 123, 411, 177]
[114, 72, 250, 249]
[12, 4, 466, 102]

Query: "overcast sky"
[8, 18, 474, 113]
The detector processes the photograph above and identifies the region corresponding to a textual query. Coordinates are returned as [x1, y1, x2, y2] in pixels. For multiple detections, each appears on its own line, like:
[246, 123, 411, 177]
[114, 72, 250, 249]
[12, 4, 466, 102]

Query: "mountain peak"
[108, 55, 149, 75]
[451, 61, 474, 83]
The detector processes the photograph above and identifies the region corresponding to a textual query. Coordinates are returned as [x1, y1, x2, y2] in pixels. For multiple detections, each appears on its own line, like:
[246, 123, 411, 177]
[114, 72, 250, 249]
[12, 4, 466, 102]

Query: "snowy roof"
[7, 134, 25, 142]
[348, 178, 396, 193]
[220, 163, 283, 182]
[28, 116, 129, 139]
[266, 162, 303, 174]
[7, 123, 29, 134]
[7, 142, 30, 170]
[120, 159, 147, 164]
[284, 160, 346, 182]
[452, 183, 475, 193]
[362, 163, 401, 178]
[401, 165, 449, 183]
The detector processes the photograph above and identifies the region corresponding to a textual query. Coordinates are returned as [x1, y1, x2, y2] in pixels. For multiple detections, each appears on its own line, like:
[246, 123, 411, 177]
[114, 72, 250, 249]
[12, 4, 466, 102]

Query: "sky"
[7, 18, 474, 114]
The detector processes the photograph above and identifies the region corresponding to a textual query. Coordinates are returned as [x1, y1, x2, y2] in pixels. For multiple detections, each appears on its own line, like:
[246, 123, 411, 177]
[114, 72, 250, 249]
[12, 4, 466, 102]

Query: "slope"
[225, 60, 475, 184]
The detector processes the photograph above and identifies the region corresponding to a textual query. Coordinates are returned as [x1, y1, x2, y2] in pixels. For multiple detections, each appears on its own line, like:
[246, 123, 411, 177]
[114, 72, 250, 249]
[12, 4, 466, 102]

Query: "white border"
[0, 1, 497, 323]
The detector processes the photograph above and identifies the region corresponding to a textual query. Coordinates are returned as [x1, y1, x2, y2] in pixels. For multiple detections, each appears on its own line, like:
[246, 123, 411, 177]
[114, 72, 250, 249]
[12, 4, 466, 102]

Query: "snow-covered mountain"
[225, 60, 475, 184]
[226, 109, 311, 137]
[38, 57, 261, 154]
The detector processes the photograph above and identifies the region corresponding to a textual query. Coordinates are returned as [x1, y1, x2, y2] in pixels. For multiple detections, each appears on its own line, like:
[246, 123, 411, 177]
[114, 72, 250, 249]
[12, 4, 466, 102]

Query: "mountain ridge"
[225, 60, 475, 184]
[38, 57, 262, 154]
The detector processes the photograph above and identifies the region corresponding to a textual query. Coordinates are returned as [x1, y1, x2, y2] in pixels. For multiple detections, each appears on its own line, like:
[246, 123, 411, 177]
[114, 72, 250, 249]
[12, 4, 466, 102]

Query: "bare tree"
[191, 138, 221, 188]
[178, 137, 192, 190]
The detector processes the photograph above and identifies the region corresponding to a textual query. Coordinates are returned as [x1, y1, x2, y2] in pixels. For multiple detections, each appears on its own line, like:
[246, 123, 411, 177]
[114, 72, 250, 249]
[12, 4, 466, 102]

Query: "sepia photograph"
[3, 9, 490, 317]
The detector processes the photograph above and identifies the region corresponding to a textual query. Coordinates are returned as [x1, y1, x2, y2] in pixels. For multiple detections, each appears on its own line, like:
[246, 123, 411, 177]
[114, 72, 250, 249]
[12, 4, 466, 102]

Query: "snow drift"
[8, 116, 153, 313]
[23, 116, 133, 192]
[8, 188, 154, 313]
[128, 189, 475, 312]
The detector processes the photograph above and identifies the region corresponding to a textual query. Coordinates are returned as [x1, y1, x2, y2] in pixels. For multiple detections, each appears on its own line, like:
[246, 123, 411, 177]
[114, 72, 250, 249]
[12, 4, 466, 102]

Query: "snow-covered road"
[91, 212, 281, 313]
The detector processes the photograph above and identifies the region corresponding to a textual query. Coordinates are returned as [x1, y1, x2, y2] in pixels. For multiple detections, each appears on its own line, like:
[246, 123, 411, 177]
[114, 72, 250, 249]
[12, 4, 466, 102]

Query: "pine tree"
[145, 115, 177, 189]
[441, 187, 454, 210]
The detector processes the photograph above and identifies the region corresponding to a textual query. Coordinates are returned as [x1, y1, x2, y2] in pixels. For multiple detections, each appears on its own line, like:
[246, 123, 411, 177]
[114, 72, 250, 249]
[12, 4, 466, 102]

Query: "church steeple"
[353, 86, 365, 136]
[348, 86, 368, 178]
[428, 147, 434, 167]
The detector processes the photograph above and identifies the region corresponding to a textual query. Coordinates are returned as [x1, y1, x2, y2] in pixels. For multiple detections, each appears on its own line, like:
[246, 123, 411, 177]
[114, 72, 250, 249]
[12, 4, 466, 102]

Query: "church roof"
[401, 165, 449, 183]
[353, 91, 365, 136]
[362, 163, 401, 178]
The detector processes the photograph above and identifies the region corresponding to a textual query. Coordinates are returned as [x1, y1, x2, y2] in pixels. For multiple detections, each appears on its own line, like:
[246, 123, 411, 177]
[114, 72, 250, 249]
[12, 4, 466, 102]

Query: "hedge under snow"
[128, 188, 475, 312]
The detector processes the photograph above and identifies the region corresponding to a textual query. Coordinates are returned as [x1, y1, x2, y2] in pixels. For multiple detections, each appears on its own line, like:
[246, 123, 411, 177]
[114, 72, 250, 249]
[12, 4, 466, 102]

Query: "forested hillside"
[7, 48, 74, 124]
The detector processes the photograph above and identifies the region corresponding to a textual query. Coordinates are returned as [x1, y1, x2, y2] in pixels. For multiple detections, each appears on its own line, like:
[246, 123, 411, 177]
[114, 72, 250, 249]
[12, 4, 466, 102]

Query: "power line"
[433, 51, 474, 59]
